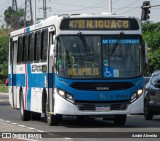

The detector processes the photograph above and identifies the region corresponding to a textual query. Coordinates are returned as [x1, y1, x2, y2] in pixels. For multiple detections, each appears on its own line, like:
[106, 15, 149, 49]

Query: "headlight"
[57, 88, 75, 104]
[137, 89, 143, 97]
[130, 89, 143, 103]
[130, 93, 137, 103]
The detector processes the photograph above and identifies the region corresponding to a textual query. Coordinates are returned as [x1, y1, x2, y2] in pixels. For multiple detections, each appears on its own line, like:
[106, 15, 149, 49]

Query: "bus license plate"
[96, 106, 110, 111]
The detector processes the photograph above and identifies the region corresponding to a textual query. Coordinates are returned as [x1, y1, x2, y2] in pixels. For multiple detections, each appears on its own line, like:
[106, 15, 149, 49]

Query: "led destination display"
[60, 18, 139, 30]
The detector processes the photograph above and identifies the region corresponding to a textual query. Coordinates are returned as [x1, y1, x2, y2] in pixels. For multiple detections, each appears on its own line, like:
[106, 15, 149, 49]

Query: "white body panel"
[31, 88, 43, 113]
[130, 94, 144, 114]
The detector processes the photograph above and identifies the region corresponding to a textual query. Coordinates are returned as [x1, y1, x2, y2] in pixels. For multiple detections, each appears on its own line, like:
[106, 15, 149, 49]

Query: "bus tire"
[114, 115, 126, 126]
[47, 113, 60, 126]
[31, 112, 41, 120]
[43, 91, 47, 123]
[144, 100, 153, 120]
[20, 91, 31, 121]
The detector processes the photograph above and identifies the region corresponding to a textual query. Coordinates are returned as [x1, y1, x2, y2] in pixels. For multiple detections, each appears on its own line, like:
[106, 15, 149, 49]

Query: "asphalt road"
[0, 93, 160, 141]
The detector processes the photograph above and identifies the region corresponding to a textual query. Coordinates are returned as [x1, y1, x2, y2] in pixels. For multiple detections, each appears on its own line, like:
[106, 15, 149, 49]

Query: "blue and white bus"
[8, 13, 146, 126]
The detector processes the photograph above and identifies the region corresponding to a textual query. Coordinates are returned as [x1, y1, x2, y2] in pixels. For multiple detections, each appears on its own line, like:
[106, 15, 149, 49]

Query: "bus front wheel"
[44, 101, 61, 126]
[47, 113, 60, 126]
[20, 91, 31, 121]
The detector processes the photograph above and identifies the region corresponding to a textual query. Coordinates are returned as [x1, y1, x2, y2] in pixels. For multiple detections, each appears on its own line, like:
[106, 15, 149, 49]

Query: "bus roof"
[10, 13, 140, 37]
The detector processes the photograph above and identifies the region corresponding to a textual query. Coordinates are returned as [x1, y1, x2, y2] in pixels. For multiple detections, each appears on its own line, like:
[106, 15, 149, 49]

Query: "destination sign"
[68, 68, 99, 76]
[60, 18, 139, 30]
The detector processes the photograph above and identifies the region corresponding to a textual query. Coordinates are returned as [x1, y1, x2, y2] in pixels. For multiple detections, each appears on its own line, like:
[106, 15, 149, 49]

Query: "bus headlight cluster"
[130, 89, 143, 103]
[57, 88, 75, 104]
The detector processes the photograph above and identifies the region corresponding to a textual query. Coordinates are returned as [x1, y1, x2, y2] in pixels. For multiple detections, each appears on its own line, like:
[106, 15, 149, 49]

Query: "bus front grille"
[70, 82, 133, 91]
[76, 102, 129, 111]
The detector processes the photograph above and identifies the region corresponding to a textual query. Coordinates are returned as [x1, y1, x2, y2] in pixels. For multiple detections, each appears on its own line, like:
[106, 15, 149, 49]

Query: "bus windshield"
[56, 35, 143, 79]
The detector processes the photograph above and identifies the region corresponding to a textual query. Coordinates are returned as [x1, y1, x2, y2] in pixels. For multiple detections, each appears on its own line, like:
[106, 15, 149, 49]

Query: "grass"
[0, 84, 8, 93]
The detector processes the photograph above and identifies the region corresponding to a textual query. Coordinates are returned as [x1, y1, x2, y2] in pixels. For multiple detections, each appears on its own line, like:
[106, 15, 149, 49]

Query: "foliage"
[0, 84, 8, 93]
[0, 30, 9, 78]
[142, 22, 160, 76]
[4, 6, 25, 30]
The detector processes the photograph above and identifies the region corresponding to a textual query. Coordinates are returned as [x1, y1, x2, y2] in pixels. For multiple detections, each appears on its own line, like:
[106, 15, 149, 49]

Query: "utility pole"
[24, 0, 33, 27]
[39, 0, 51, 19]
[109, 0, 112, 13]
[11, 0, 18, 29]
[43, 0, 47, 19]
[35, 0, 37, 21]
[12, 0, 18, 11]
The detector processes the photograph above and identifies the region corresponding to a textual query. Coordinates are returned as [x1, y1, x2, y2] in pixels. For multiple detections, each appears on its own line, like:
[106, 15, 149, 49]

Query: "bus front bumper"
[53, 93, 142, 116]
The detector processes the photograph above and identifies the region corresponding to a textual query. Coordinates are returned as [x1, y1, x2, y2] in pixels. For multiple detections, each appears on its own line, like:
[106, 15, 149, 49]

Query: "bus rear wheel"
[20, 91, 31, 121]
[114, 115, 127, 126]
[31, 112, 41, 120]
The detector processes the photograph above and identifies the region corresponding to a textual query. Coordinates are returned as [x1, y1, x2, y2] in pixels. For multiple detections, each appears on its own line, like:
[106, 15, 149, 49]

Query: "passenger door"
[9, 37, 18, 107]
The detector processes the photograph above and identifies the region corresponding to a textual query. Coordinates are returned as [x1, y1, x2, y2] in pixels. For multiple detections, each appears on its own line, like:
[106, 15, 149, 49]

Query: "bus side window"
[49, 31, 54, 45]
[41, 29, 48, 61]
[17, 36, 23, 64]
[10, 38, 13, 64]
[22, 36, 25, 62]
[34, 31, 41, 62]
[28, 33, 34, 62]
[24, 35, 28, 63]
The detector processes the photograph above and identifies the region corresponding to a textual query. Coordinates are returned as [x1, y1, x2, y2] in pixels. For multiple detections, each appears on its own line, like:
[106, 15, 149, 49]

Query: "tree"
[4, 6, 25, 30]
[142, 22, 160, 75]
[0, 33, 9, 78]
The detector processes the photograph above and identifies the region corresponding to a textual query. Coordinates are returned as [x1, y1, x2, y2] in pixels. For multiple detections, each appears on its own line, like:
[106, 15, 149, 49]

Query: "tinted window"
[24, 35, 28, 62]
[151, 75, 160, 87]
[41, 29, 48, 61]
[28, 33, 34, 62]
[10, 38, 13, 64]
[17, 36, 23, 63]
[34, 31, 41, 62]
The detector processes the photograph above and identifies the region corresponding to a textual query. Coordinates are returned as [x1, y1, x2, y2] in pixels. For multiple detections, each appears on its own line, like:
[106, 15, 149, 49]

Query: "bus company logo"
[99, 94, 105, 100]
[2, 133, 11, 138]
[97, 87, 109, 91]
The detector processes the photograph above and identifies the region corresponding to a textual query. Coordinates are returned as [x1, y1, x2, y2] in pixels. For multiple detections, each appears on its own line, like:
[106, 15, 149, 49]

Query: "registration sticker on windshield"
[114, 69, 119, 77]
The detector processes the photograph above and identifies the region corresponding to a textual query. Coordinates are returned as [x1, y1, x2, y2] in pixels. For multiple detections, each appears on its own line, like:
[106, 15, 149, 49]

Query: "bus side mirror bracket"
[144, 43, 148, 63]
[142, 40, 148, 64]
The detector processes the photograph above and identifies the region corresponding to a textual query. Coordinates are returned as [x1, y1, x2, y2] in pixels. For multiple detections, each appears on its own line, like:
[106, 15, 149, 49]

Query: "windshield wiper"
[78, 31, 91, 52]
[109, 31, 124, 57]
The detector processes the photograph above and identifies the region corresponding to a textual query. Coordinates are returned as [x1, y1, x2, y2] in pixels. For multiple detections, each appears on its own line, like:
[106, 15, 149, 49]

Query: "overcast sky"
[0, 0, 159, 24]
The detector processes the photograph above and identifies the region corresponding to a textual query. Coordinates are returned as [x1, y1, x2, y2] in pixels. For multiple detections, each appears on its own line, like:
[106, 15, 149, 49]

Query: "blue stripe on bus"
[48, 73, 53, 88]
[8, 73, 48, 88]
[27, 64, 31, 110]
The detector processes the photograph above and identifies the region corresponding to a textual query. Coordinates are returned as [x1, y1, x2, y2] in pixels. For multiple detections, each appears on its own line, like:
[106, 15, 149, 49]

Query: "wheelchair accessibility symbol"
[104, 67, 113, 78]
